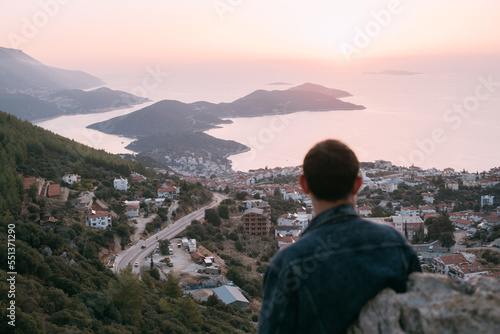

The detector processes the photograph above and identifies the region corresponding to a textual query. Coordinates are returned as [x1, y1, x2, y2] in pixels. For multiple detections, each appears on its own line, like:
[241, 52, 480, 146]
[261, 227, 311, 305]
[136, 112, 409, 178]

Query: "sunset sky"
[2, 0, 500, 75]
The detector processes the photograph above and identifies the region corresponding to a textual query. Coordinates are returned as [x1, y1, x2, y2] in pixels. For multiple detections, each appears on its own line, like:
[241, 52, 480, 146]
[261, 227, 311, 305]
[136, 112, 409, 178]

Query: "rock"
[348, 273, 500, 334]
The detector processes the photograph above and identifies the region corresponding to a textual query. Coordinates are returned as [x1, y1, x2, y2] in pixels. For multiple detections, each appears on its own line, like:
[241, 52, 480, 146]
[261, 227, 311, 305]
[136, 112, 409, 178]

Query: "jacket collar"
[302, 204, 359, 236]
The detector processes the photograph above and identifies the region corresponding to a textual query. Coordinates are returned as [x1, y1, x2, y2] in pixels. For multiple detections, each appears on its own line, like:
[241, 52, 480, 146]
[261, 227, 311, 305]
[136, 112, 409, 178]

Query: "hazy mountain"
[0, 47, 103, 91]
[288, 82, 352, 98]
[0, 91, 62, 121]
[0, 47, 148, 121]
[217, 83, 362, 117]
[45, 87, 149, 115]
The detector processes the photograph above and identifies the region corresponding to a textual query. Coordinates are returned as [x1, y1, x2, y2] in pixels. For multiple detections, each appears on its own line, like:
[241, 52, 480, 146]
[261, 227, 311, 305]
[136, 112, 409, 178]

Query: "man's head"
[300, 139, 361, 202]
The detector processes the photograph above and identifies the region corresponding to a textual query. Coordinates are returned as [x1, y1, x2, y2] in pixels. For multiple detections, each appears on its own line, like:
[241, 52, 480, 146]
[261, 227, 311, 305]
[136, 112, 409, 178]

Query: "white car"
[134, 262, 139, 267]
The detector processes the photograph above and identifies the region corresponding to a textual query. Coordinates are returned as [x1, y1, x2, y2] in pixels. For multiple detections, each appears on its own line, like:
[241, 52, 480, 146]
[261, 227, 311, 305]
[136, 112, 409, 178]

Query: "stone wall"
[348, 273, 500, 334]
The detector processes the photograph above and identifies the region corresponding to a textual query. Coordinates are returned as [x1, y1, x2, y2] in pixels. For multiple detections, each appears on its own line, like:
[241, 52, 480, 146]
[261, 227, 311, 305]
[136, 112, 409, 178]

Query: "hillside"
[0, 110, 148, 216]
[127, 131, 249, 169]
[87, 100, 224, 136]
[0, 110, 257, 333]
[0, 47, 148, 121]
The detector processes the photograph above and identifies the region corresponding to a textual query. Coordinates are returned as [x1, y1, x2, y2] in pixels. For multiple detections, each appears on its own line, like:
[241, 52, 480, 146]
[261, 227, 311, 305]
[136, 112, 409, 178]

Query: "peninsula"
[87, 82, 365, 174]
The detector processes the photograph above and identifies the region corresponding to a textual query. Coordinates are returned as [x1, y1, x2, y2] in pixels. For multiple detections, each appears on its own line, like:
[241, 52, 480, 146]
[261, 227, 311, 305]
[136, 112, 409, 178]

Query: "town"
[23, 157, 500, 305]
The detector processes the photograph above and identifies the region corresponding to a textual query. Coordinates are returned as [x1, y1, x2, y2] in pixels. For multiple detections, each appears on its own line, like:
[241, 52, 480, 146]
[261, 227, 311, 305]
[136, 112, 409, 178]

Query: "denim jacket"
[258, 204, 421, 334]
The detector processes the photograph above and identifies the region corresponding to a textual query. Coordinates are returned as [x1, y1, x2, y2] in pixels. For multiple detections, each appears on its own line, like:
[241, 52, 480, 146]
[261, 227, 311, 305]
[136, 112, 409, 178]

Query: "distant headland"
[363, 69, 422, 76]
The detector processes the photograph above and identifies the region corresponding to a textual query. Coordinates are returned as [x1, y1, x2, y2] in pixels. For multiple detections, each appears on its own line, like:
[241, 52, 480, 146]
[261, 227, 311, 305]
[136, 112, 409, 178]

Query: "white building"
[86, 211, 112, 229]
[374, 160, 392, 169]
[114, 177, 128, 191]
[125, 205, 140, 218]
[275, 225, 301, 237]
[358, 206, 373, 217]
[419, 205, 436, 214]
[380, 181, 398, 193]
[421, 192, 434, 204]
[481, 195, 494, 208]
[454, 218, 473, 229]
[63, 173, 81, 185]
[400, 207, 419, 217]
[188, 239, 197, 252]
[157, 187, 177, 199]
[391, 216, 425, 240]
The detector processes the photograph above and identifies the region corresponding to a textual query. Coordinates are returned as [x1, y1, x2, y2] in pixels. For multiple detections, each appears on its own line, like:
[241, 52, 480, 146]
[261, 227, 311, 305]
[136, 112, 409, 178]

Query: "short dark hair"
[302, 139, 360, 201]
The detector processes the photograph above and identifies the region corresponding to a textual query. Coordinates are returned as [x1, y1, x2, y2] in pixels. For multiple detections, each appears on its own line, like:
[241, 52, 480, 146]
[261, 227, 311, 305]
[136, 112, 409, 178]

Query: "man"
[258, 139, 421, 334]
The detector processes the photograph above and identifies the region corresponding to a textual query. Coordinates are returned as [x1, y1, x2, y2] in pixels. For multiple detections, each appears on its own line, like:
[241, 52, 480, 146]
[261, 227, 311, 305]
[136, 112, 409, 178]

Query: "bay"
[36, 71, 500, 173]
[35, 101, 155, 154]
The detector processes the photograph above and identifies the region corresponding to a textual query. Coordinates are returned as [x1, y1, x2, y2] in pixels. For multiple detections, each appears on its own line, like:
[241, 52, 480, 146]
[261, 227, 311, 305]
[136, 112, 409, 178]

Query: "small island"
[363, 69, 422, 76]
[266, 82, 293, 85]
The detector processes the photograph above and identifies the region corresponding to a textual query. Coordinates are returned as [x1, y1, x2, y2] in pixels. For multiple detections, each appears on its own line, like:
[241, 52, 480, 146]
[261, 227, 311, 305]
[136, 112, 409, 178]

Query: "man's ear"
[299, 174, 311, 194]
[352, 175, 363, 195]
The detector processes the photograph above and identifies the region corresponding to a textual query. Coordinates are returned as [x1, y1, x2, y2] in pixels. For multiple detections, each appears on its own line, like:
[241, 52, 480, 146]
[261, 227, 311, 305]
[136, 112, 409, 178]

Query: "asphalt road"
[413, 230, 469, 259]
[113, 192, 226, 274]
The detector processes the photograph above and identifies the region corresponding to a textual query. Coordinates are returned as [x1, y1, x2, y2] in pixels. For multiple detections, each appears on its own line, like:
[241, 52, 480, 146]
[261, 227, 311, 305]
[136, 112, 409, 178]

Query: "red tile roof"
[87, 211, 111, 218]
[47, 184, 61, 197]
[435, 254, 468, 265]
[23, 177, 37, 190]
[158, 187, 176, 192]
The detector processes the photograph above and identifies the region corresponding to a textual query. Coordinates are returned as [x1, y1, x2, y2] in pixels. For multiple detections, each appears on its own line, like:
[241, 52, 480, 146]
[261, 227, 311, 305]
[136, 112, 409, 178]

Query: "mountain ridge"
[88, 82, 365, 136]
[0, 47, 148, 121]
[0, 46, 104, 91]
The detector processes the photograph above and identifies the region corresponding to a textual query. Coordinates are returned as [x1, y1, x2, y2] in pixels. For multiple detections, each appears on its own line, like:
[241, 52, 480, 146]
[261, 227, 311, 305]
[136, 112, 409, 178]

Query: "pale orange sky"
[1, 0, 500, 74]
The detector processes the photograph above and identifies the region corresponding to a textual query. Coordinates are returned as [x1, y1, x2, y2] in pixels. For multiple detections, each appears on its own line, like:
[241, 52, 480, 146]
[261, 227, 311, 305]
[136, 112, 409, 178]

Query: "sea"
[35, 69, 500, 173]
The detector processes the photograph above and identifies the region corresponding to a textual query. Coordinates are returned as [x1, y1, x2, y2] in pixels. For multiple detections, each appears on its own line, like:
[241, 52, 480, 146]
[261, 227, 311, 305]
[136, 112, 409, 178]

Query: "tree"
[235, 240, 244, 252]
[235, 191, 249, 201]
[426, 213, 454, 241]
[149, 267, 160, 280]
[205, 293, 222, 307]
[412, 225, 425, 244]
[371, 205, 387, 217]
[439, 232, 456, 251]
[217, 204, 229, 219]
[204, 208, 221, 227]
[178, 297, 203, 327]
[109, 265, 144, 323]
[159, 239, 171, 255]
[28, 183, 38, 201]
[273, 188, 282, 197]
[115, 224, 131, 249]
[164, 273, 183, 298]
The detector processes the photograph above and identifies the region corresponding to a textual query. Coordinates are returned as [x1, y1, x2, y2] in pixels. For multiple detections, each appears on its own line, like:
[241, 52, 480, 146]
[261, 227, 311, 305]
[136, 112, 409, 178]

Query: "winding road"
[113, 192, 226, 274]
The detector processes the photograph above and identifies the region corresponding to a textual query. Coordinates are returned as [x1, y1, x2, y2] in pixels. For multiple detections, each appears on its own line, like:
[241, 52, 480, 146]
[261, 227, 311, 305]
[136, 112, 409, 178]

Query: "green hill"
[0, 110, 148, 216]
[0, 111, 257, 333]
